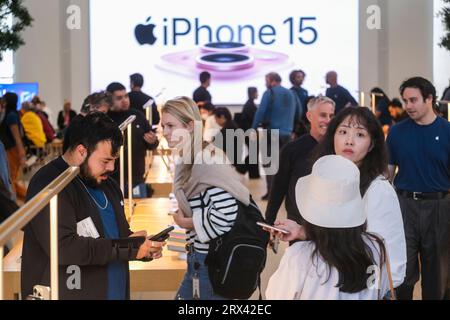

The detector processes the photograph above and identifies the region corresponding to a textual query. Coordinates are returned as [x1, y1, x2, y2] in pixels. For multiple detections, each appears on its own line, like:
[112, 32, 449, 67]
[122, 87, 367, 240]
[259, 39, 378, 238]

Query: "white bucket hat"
[295, 155, 366, 228]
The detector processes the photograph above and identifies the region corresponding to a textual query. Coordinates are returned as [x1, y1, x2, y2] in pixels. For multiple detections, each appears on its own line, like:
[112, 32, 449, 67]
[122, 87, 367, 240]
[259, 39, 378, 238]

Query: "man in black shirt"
[325, 71, 358, 114]
[107, 82, 159, 198]
[265, 96, 335, 226]
[128, 73, 160, 126]
[193, 71, 212, 106]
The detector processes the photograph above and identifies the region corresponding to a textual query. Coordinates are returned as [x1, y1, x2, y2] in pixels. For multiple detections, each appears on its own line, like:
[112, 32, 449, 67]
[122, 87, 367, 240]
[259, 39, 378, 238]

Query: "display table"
[145, 154, 173, 197]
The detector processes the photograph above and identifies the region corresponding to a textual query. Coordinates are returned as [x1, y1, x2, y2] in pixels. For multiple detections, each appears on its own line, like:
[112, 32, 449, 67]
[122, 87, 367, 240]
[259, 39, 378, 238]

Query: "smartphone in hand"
[148, 226, 175, 242]
[256, 222, 290, 235]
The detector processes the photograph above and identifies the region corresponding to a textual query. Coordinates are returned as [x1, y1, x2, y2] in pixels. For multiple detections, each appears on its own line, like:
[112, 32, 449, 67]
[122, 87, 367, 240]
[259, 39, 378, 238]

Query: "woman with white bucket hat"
[272, 107, 406, 296]
[266, 155, 391, 300]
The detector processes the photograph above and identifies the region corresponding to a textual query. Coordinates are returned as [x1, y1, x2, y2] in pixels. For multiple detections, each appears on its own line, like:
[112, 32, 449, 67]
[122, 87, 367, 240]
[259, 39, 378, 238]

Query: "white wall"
[359, 0, 434, 100]
[14, 0, 89, 127]
[13, 0, 440, 119]
[434, 0, 450, 98]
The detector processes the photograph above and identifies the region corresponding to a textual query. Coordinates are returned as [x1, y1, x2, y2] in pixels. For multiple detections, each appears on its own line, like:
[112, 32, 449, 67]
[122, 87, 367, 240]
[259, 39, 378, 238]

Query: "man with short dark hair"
[21, 113, 165, 300]
[193, 71, 212, 106]
[290, 69, 309, 137]
[107, 82, 159, 198]
[289, 70, 309, 114]
[128, 73, 160, 125]
[387, 77, 450, 300]
[325, 71, 358, 114]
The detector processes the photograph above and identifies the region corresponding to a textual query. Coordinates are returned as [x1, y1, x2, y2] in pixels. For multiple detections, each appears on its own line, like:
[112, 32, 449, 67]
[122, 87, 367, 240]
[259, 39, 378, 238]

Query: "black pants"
[262, 131, 290, 195]
[396, 194, 450, 300]
[244, 139, 260, 179]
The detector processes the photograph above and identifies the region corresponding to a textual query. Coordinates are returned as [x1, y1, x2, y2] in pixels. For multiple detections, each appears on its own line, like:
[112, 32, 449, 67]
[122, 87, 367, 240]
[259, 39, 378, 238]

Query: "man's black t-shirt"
[128, 91, 160, 125]
[108, 109, 159, 185]
[265, 134, 318, 224]
[193, 86, 212, 104]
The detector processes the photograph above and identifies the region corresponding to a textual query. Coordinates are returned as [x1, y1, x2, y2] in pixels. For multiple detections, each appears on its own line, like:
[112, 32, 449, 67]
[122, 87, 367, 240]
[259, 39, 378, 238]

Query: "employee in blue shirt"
[387, 77, 450, 300]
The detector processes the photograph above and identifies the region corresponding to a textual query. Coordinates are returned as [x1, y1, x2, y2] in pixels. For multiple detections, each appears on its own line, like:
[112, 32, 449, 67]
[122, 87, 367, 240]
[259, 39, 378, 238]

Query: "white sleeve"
[266, 245, 307, 300]
[364, 179, 407, 288]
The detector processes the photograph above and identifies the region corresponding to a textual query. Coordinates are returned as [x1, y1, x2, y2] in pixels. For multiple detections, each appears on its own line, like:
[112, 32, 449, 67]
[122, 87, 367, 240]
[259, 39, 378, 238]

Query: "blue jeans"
[175, 251, 228, 300]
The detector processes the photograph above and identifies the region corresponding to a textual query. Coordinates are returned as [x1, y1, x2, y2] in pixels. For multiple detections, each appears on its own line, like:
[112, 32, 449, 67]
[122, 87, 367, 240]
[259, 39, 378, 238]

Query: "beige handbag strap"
[385, 247, 397, 300]
[377, 243, 396, 300]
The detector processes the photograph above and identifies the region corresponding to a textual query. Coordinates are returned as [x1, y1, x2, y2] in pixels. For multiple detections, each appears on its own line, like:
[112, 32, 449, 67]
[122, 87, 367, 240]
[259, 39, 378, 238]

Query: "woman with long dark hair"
[273, 107, 406, 293]
[266, 155, 390, 299]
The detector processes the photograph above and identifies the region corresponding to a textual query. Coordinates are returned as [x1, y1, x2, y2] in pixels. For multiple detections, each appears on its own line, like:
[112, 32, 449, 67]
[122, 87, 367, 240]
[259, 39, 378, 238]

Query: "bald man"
[325, 71, 357, 114]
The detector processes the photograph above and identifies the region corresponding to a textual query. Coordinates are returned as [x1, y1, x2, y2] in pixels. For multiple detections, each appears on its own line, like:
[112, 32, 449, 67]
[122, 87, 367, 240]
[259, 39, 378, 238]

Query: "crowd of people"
[0, 69, 449, 301]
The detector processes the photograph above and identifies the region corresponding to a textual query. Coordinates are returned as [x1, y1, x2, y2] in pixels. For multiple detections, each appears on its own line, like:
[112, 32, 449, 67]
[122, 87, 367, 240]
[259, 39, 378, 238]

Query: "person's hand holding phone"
[274, 220, 307, 242]
[144, 131, 158, 144]
[257, 222, 289, 254]
[130, 230, 166, 260]
[135, 238, 166, 260]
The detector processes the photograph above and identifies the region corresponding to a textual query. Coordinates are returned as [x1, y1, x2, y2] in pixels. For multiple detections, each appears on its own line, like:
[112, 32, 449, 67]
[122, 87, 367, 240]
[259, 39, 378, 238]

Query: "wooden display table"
[2, 198, 186, 300]
[145, 154, 173, 198]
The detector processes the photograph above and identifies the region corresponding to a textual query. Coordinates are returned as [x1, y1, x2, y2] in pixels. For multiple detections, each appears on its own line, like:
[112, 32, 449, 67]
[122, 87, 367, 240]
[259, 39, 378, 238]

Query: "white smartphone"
[256, 222, 290, 235]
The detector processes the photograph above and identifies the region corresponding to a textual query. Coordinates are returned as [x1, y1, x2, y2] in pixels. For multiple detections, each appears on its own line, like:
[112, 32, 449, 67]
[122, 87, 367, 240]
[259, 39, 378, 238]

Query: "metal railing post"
[0, 167, 79, 300]
[358, 91, 365, 107]
[145, 100, 154, 161]
[0, 246, 3, 300]
[50, 195, 59, 300]
[119, 116, 137, 218]
[120, 145, 125, 194]
[127, 123, 133, 217]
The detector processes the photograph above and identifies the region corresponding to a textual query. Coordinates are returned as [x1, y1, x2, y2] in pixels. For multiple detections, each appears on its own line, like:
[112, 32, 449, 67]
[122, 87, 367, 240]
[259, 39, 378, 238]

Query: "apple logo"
[135, 17, 157, 45]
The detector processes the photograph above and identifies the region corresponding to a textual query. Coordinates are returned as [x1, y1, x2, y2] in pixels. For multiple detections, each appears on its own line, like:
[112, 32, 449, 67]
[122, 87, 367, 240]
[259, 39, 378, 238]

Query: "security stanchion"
[144, 99, 154, 161]
[119, 115, 137, 218]
[371, 92, 384, 115]
[357, 90, 366, 107]
[437, 100, 450, 122]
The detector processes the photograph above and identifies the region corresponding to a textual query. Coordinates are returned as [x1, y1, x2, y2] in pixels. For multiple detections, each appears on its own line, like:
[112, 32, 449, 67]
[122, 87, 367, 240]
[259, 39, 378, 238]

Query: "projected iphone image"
[200, 42, 250, 53]
[90, 0, 359, 104]
[157, 42, 293, 80]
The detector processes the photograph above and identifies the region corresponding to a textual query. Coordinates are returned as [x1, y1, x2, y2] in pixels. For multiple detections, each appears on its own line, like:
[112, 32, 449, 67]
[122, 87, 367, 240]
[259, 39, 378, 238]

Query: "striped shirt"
[187, 187, 239, 254]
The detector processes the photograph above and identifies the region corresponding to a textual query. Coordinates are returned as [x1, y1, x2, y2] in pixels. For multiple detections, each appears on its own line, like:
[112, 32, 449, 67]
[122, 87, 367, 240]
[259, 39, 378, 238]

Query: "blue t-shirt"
[386, 117, 450, 192]
[252, 85, 302, 136]
[86, 186, 127, 300]
[326, 85, 358, 114]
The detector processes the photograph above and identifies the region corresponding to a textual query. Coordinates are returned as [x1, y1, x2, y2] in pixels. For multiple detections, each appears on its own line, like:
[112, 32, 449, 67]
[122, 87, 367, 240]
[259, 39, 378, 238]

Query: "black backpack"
[205, 198, 270, 299]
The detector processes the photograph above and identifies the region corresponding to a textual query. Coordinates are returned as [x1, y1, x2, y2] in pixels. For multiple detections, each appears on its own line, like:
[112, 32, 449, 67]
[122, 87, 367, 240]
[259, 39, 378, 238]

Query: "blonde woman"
[161, 97, 251, 300]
